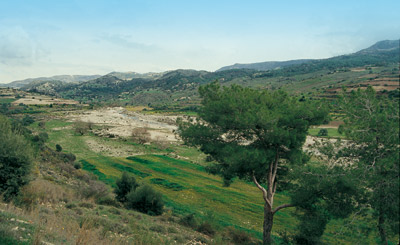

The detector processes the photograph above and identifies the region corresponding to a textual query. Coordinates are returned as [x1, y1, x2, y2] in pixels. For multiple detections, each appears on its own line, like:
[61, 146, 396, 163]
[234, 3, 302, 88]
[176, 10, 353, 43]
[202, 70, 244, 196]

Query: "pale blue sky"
[1, 0, 399, 82]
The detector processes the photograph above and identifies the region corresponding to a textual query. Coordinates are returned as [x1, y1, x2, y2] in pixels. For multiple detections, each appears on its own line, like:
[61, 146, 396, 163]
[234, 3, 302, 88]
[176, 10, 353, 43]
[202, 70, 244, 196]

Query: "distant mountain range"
[216, 59, 314, 72]
[217, 39, 399, 71]
[4, 75, 102, 88]
[2, 39, 399, 105]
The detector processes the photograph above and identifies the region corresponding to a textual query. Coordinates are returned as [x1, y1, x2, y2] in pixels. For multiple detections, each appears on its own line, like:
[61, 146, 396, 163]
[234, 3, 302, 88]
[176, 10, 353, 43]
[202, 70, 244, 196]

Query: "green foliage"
[338, 87, 399, 243]
[73, 162, 82, 169]
[21, 115, 35, 126]
[32, 132, 49, 148]
[290, 165, 359, 243]
[179, 213, 198, 229]
[178, 82, 329, 243]
[125, 184, 164, 215]
[197, 221, 216, 236]
[114, 173, 139, 203]
[317, 128, 328, 136]
[179, 82, 328, 183]
[223, 226, 257, 245]
[0, 115, 33, 201]
[55, 144, 62, 152]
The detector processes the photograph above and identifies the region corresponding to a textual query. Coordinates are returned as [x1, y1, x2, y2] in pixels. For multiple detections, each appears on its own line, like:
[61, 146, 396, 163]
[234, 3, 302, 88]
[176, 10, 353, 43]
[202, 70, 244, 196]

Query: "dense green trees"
[337, 87, 399, 243]
[178, 82, 329, 244]
[0, 115, 33, 201]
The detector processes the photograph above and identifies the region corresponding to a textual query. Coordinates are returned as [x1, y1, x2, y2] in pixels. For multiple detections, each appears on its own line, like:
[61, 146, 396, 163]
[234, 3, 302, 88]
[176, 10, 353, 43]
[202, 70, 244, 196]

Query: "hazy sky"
[1, 0, 399, 83]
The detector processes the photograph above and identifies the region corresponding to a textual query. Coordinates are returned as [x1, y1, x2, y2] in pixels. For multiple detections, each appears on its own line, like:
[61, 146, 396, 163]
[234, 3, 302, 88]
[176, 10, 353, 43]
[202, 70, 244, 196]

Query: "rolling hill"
[5, 74, 102, 88]
[216, 59, 313, 72]
[19, 40, 400, 107]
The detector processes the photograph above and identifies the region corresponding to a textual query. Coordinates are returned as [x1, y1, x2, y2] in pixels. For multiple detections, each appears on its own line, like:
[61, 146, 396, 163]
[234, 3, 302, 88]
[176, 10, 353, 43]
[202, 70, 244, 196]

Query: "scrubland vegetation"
[0, 41, 399, 244]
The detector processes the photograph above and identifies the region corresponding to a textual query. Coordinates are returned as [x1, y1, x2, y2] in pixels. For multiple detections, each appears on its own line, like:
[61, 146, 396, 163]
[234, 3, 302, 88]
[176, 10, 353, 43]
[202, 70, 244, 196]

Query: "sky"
[0, 0, 399, 83]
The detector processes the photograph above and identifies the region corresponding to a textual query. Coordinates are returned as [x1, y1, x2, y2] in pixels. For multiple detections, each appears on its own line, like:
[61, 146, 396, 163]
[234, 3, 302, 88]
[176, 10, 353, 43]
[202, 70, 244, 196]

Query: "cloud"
[0, 26, 49, 66]
[96, 33, 158, 52]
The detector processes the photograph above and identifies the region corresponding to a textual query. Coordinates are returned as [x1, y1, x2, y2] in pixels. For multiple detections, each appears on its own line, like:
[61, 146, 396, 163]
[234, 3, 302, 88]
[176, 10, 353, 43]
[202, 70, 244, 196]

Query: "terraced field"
[78, 153, 381, 244]
[79, 154, 298, 239]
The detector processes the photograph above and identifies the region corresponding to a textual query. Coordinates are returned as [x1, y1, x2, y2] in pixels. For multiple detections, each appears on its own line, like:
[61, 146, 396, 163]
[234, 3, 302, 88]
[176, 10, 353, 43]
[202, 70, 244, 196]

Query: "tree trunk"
[263, 204, 274, 245]
[377, 212, 388, 245]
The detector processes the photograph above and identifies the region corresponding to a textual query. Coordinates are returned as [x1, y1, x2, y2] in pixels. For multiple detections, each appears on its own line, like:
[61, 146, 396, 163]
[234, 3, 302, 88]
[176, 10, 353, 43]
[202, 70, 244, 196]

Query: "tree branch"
[252, 173, 272, 208]
[273, 203, 294, 214]
[271, 149, 279, 191]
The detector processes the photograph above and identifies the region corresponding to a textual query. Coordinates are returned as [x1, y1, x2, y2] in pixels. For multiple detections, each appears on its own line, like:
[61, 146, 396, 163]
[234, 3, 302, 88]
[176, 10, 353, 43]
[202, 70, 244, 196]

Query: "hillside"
[1, 87, 398, 244]
[5, 75, 102, 88]
[19, 40, 400, 108]
[216, 59, 313, 72]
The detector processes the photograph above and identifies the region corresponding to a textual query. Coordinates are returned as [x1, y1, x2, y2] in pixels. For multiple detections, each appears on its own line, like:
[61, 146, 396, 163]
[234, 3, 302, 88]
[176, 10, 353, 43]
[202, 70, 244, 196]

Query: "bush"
[131, 127, 151, 144]
[179, 213, 198, 229]
[197, 221, 216, 236]
[317, 128, 328, 137]
[56, 144, 62, 152]
[125, 185, 164, 215]
[22, 115, 35, 126]
[96, 196, 120, 207]
[38, 121, 46, 129]
[114, 173, 139, 203]
[60, 152, 76, 163]
[81, 180, 109, 201]
[74, 162, 82, 169]
[0, 115, 33, 201]
[32, 132, 49, 148]
[223, 227, 255, 245]
[74, 121, 92, 135]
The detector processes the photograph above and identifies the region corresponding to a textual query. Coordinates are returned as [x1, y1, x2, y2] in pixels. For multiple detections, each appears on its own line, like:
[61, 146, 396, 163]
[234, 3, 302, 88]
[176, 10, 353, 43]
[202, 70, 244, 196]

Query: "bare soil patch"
[13, 95, 78, 105]
[69, 107, 178, 142]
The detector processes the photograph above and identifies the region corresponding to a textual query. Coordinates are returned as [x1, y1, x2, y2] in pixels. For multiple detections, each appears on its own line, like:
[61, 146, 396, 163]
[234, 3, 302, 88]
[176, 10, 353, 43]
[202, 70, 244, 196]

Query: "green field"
[79, 154, 380, 243]
[40, 118, 385, 244]
[308, 127, 345, 138]
[80, 154, 295, 240]
[0, 97, 17, 104]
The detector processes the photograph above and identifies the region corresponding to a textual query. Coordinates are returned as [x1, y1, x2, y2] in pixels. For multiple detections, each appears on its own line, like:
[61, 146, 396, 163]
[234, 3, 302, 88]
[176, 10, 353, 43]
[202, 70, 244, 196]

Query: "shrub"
[38, 121, 46, 129]
[197, 221, 216, 236]
[114, 173, 139, 203]
[79, 202, 95, 209]
[74, 121, 91, 135]
[81, 180, 109, 201]
[74, 162, 82, 169]
[0, 115, 33, 201]
[149, 225, 166, 233]
[179, 213, 198, 229]
[317, 128, 328, 137]
[125, 185, 164, 215]
[56, 144, 62, 152]
[32, 132, 49, 148]
[22, 115, 35, 126]
[131, 127, 151, 144]
[167, 227, 178, 233]
[96, 196, 120, 207]
[61, 152, 76, 163]
[66, 203, 77, 209]
[224, 227, 255, 245]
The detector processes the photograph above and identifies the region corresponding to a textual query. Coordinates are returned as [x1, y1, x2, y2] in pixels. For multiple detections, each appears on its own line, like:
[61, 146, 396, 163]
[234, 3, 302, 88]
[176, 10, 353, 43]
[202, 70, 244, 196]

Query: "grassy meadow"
[32, 116, 385, 244]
